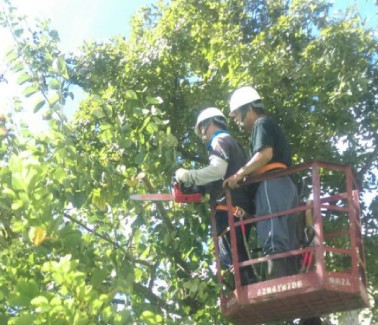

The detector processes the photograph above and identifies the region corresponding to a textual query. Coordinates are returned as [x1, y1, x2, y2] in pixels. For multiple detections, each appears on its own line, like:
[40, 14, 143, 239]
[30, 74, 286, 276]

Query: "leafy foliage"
[0, 0, 377, 324]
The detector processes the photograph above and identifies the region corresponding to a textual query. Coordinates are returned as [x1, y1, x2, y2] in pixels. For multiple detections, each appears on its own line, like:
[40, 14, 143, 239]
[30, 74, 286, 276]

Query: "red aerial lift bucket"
[210, 161, 369, 324]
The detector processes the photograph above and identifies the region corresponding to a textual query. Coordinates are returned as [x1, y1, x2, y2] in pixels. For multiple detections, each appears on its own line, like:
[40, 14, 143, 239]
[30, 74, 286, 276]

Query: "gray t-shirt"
[250, 116, 292, 166]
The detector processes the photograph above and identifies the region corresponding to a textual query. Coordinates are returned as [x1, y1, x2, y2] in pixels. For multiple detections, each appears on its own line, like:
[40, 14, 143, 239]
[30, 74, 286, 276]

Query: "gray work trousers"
[255, 175, 299, 256]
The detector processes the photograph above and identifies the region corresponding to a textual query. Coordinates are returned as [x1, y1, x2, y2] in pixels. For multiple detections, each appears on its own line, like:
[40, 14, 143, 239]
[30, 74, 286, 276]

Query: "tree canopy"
[0, 0, 377, 324]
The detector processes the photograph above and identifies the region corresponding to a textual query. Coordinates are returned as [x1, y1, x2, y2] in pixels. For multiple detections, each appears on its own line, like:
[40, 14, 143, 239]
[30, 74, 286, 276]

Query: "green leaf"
[49, 29, 59, 40]
[183, 279, 199, 294]
[9, 279, 39, 308]
[56, 56, 69, 79]
[53, 166, 66, 183]
[71, 271, 86, 284]
[11, 200, 24, 210]
[134, 151, 145, 164]
[24, 85, 39, 97]
[17, 72, 31, 85]
[8, 294, 31, 307]
[114, 310, 132, 325]
[49, 79, 61, 90]
[146, 121, 158, 134]
[5, 48, 18, 62]
[73, 310, 89, 325]
[33, 98, 45, 113]
[62, 231, 82, 248]
[90, 294, 109, 315]
[12, 221, 26, 233]
[92, 108, 105, 118]
[140, 115, 151, 131]
[12, 315, 36, 325]
[146, 96, 163, 105]
[14, 28, 23, 37]
[125, 90, 138, 100]
[11, 62, 23, 72]
[31, 295, 49, 305]
[140, 310, 163, 324]
[2, 187, 16, 199]
[91, 269, 108, 287]
[16, 279, 39, 297]
[42, 111, 52, 120]
[49, 93, 60, 107]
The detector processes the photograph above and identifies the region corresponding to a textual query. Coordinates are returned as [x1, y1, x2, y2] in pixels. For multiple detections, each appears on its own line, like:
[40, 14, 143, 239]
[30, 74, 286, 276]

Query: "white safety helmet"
[195, 107, 226, 136]
[229, 86, 261, 115]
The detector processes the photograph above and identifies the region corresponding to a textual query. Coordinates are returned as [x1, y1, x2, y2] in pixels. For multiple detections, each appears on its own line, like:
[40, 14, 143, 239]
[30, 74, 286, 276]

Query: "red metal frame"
[210, 161, 369, 324]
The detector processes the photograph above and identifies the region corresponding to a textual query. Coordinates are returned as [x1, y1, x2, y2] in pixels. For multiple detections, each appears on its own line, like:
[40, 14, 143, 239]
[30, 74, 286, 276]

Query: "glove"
[175, 168, 191, 184]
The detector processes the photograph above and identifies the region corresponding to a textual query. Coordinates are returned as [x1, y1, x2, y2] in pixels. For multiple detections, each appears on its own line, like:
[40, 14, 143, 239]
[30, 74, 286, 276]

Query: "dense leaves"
[0, 0, 377, 324]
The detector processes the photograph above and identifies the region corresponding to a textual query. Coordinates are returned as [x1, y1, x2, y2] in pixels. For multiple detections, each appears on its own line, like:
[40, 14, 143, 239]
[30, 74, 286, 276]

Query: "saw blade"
[129, 193, 174, 201]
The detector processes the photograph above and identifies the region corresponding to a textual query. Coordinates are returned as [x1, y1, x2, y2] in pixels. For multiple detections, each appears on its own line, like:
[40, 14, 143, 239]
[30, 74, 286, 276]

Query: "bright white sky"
[0, 0, 156, 128]
[0, 0, 376, 129]
[1, 0, 156, 54]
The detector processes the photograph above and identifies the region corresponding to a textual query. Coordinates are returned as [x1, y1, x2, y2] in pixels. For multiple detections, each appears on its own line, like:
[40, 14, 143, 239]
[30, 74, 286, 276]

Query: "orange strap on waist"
[216, 205, 249, 219]
[253, 162, 287, 176]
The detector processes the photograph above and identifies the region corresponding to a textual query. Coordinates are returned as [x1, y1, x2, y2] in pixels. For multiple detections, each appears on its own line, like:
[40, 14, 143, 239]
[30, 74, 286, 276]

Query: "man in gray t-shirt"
[224, 86, 299, 279]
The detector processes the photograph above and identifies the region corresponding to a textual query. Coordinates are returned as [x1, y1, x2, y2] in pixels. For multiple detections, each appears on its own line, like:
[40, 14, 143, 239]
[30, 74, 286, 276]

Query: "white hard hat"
[195, 107, 225, 136]
[230, 86, 261, 114]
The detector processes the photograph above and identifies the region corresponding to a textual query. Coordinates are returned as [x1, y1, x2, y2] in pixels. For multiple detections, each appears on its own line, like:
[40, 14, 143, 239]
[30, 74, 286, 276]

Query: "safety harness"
[216, 162, 288, 218]
[252, 162, 287, 176]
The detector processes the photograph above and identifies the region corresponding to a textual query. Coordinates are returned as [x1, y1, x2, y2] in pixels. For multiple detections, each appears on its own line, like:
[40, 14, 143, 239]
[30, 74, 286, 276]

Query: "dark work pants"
[255, 175, 299, 278]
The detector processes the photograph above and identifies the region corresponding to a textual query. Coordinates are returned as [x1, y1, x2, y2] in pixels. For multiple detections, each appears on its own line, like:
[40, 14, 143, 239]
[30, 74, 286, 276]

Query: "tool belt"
[253, 162, 287, 176]
[216, 204, 251, 219]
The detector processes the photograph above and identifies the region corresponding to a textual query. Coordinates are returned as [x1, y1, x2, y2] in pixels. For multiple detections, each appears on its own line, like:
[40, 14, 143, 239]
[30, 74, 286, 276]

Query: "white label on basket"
[328, 277, 352, 287]
[257, 280, 303, 297]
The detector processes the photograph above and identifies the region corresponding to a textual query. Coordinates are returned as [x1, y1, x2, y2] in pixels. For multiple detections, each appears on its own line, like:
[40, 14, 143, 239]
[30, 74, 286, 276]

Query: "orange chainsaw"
[130, 181, 204, 203]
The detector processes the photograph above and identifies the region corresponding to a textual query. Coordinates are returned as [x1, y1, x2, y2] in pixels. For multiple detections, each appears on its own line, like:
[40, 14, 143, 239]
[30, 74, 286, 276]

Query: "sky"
[1, 0, 156, 54]
[0, 0, 377, 128]
[0, 0, 157, 128]
[1, 0, 375, 55]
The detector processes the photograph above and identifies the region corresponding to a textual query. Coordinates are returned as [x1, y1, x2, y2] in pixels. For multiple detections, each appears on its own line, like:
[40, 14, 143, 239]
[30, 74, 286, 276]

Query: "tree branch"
[132, 282, 201, 316]
[63, 212, 152, 268]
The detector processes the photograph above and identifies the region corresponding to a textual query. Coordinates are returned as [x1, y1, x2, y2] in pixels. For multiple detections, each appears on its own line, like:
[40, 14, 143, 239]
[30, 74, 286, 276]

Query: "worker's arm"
[223, 147, 273, 189]
[175, 155, 227, 186]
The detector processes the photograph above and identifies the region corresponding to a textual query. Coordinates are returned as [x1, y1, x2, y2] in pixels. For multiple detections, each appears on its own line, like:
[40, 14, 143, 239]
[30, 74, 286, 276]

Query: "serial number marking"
[328, 277, 352, 287]
[257, 281, 304, 297]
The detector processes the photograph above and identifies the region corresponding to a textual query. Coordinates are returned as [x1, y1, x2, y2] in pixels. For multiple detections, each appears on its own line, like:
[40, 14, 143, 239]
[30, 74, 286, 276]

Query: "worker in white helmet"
[223, 86, 299, 279]
[175, 107, 257, 286]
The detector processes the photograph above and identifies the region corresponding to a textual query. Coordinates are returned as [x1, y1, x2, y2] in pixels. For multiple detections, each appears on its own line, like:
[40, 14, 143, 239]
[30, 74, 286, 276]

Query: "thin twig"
[63, 212, 152, 268]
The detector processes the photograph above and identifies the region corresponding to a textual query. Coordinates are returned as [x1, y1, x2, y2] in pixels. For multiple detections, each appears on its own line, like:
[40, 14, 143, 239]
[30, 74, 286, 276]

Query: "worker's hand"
[175, 168, 190, 183]
[223, 173, 243, 189]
